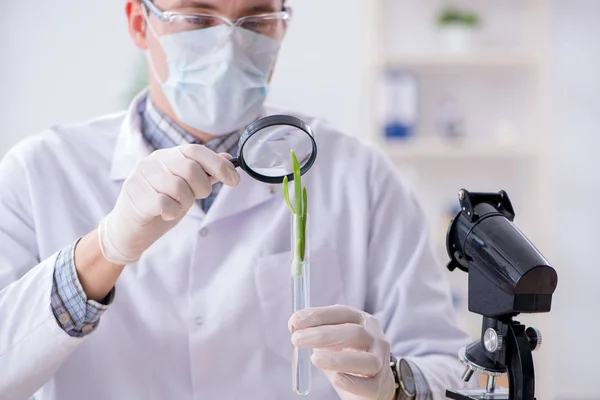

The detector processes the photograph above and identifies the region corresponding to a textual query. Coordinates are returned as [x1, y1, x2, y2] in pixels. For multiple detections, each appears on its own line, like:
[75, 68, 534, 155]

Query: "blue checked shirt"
[51, 94, 242, 337]
[51, 241, 114, 337]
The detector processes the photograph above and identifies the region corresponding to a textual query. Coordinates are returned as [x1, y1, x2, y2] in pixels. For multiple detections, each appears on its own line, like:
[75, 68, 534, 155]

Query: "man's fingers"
[208, 153, 234, 185]
[311, 349, 383, 377]
[162, 150, 212, 199]
[156, 193, 183, 221]
[288, 305, 366, 332]
[291, 323, 373, 350]
[180, 144, 240, 187]
[125, 159, 184, 221]
[140, 154, 195, 219]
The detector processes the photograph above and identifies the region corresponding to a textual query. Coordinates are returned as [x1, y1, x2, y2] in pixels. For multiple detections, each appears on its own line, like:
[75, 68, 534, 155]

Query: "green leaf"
[298, 215, 304, 262]
[291, 151, 304, 261]
[302, 187, 308, 218]
[292, 151, 302, 217]
[437, 7, 480, 27]
[301, 187, 308, 260]
[296, 214, 303, 262]
[282, 176, 295, 215]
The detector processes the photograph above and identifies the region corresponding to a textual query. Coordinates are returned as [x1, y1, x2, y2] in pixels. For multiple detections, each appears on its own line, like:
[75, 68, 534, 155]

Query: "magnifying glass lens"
[242, 125, 314, 178]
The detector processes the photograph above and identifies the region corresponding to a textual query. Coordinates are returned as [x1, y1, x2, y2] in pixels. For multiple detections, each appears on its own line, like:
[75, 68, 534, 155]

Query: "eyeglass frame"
[140, 0, 292, 31]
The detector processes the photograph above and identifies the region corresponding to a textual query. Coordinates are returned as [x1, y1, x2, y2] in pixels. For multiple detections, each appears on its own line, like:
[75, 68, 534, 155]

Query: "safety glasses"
[140, 0, 291, 42]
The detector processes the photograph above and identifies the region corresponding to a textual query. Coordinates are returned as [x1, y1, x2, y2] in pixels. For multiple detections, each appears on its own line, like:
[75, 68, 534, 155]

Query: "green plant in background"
[437, 6, 481, 28]
[282, 150, 308, 277]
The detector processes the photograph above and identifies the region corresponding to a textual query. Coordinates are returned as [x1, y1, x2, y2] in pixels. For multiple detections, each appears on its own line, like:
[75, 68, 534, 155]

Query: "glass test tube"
[291, 216, 311, 396]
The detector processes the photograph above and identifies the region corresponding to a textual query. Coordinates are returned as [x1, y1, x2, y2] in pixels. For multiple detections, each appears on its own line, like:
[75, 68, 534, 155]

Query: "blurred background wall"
[0, 1, 599, 399]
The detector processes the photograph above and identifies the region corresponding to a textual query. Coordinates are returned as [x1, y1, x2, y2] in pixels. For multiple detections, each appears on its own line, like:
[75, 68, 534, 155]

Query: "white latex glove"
[289, 305, 396, 400]
[98, 144, 240, 265]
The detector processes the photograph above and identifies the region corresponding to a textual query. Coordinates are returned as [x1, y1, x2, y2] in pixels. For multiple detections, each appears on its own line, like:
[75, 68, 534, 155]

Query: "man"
[0, 1, 472, 399]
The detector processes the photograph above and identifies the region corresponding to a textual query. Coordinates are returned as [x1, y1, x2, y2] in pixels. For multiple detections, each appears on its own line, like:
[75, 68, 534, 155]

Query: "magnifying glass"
[229, 115, 318, 184]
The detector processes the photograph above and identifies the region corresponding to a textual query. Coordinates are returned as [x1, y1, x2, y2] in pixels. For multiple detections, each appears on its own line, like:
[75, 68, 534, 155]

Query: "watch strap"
[390, 354, 401, 395]
[390, 354, 420, 399]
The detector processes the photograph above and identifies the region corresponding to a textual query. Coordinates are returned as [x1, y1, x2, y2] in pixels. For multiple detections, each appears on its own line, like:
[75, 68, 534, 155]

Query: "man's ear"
[126, 0, 148, 50]
[283, 6, 292, 38]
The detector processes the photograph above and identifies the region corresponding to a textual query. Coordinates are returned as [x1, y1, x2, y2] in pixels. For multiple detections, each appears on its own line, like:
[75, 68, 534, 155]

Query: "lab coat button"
[58, 313, 70, 326]
[200, 228, 209, 237]
[195, 317, 204, 326]
[81, 324, 94, 334]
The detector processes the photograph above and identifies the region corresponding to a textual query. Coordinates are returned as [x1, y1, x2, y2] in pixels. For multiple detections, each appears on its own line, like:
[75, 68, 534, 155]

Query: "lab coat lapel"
[109, 91, 153, 182]
[201, 172, 278, 227]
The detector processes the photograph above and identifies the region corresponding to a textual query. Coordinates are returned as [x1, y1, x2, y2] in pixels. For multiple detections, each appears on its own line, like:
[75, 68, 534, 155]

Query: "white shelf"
[382, 52, 541, 69]
[380, 137, 537, 160]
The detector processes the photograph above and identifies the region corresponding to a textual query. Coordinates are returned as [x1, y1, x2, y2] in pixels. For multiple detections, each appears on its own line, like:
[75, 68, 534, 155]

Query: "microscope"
[444, 189, 558, 400]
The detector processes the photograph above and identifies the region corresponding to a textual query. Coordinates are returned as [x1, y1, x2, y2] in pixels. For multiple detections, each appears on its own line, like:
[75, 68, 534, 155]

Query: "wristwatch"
[390, 354, 417, 399]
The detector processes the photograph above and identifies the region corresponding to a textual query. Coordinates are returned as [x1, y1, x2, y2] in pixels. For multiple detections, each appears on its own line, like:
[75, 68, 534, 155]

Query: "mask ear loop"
[142, 6, 167, 86]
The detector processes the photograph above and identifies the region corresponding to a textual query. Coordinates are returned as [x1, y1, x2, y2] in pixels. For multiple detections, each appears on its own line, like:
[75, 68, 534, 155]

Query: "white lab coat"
[0, 92, 471, 400]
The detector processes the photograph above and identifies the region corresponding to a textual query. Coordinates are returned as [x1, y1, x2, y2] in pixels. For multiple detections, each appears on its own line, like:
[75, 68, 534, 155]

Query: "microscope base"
[446, 387, 510, 400]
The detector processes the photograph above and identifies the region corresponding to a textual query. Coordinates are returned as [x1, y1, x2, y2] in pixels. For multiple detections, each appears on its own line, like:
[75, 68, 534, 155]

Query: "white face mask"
[146, 20, 281, 136]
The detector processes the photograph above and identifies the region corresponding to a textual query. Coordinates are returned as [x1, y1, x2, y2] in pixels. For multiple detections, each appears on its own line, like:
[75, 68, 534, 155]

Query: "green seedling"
[282, 150, 308, 276]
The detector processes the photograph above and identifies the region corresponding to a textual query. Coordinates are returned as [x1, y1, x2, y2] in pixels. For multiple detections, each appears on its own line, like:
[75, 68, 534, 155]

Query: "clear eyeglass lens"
[168, 15, 226, 34]
[238, 18, 286, 40]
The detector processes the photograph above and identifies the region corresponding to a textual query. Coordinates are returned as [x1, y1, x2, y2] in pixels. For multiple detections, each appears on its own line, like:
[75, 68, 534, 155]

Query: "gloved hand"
[98, 144, 240, 265]
[289, 305, 396, 400]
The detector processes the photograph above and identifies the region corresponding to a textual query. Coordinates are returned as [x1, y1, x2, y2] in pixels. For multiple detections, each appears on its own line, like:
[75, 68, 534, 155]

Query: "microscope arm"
[505, 323, 536, 400]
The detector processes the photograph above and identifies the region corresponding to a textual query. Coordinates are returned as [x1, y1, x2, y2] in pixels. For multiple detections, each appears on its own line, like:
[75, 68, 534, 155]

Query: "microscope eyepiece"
[446, 189, 558, 318]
